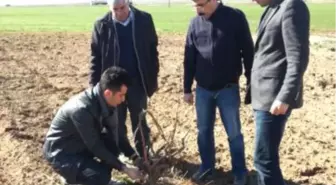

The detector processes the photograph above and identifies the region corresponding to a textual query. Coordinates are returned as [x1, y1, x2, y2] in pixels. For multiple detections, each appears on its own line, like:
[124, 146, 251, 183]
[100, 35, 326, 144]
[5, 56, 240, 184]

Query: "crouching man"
[43, 66, 145, 185]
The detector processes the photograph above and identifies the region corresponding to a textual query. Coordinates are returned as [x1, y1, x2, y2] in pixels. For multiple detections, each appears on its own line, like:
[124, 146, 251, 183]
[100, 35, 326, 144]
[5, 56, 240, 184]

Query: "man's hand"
[121, 165, 144, 182]
[183, 93, 194, 104]
[133, 157, 147, 171]
[270, 100, 289, 115]
[133, 157, 157, 172]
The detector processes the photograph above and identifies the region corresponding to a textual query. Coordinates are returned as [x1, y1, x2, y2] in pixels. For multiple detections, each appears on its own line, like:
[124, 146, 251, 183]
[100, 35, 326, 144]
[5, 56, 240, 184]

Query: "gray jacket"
[251, 0, 310, 111]
[43, 84, 135, 171]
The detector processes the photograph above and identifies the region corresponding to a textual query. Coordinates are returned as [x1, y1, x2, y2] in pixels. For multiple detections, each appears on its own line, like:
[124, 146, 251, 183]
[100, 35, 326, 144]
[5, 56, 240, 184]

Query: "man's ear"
[103, 89, 112, 97]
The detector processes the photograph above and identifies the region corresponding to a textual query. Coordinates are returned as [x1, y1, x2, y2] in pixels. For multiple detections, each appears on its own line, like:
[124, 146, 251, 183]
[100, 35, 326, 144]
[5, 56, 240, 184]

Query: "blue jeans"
[195, 84, 247, 178]
[253, 110, 292, 185]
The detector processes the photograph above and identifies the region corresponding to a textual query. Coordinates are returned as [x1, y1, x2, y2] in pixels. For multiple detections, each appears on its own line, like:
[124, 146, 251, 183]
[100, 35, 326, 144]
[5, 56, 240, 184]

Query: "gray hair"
[107, 0, 130, 6]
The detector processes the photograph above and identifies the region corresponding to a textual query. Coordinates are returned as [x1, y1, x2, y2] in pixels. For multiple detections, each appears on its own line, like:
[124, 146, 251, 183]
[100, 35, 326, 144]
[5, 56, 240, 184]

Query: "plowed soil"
[0, 32, 335, 185]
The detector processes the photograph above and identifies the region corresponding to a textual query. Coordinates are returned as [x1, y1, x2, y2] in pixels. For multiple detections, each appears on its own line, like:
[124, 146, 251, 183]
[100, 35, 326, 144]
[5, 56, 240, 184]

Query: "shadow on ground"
[169, 157, 304, 185]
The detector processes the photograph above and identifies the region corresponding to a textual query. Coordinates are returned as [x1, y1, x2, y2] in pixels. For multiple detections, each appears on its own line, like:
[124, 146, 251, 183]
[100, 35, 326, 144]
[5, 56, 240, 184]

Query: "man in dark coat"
[43, 67, 145, 185]
[89, 0, 159, 158]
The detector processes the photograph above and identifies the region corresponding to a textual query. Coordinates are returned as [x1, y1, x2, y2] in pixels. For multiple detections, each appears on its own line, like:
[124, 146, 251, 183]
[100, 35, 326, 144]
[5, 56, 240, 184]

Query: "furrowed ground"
[0, 3, 335, 185]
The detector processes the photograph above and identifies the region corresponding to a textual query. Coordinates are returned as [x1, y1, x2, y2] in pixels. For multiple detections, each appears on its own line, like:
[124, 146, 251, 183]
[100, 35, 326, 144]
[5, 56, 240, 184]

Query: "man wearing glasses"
[183, 0, 254, 184]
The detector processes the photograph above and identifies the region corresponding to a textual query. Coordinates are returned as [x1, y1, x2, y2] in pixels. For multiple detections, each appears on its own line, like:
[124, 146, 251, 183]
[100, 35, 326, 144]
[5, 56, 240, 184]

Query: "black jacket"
[43, 84, 136, 176]
[183, 3, 254, 93]
[89, 6, 159, 97]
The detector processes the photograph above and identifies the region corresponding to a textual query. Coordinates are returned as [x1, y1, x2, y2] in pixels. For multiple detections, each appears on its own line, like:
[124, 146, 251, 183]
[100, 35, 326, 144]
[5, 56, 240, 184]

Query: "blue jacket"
[183, 3, 254, 93]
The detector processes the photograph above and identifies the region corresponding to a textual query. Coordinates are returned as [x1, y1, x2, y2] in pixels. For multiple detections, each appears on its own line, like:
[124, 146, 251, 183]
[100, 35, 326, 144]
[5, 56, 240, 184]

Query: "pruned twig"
[145, 110, 167, 142]
[133, 106, 190, 185]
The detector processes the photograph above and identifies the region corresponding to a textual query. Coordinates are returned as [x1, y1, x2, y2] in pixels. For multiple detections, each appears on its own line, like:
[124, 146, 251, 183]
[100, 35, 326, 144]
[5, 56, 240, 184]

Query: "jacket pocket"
[195, 35, 209, 46]
[252, 69, 283, 107]
[195, 30, 211, 46]
[261, 69, 284, 78]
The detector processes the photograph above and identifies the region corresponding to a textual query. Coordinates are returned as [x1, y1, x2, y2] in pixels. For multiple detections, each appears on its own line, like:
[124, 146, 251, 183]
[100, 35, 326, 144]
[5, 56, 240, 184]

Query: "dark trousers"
[117, 79, 150, 157]
[253, 110, 292, 185]
[51, 134, 119, 185]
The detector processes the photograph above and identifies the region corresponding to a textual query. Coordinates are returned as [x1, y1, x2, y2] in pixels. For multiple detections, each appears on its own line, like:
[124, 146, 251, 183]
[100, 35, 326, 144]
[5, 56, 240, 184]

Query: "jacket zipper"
[132, 15, 148, 97]
[111, 21, 120, 66]
[210, 22, 214, 66]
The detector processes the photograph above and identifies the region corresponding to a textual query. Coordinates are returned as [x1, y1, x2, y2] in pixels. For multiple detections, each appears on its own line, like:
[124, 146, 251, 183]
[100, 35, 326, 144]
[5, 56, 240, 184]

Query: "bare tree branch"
[133, 106, 190, 185]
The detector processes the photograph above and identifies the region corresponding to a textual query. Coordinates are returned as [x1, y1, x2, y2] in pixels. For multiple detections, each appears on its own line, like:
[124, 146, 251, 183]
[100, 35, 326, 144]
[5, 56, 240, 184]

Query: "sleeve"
[118, 131, 137, 158]
[237, 10, 254, 84]
[183, 21, 197, 94]
[89, 21, 102, 86]
[71, 108, 124, 171]
[276, 0, 310, 103]
[105, 109, 136, 158]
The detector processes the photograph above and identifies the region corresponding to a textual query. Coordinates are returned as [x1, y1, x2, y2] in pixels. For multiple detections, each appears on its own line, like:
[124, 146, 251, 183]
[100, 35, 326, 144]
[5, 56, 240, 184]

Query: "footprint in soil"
[300, 167, 325, 176]
[5, 127, 33, 140]
[4, 127, 26, 132]
[11, 132, 34, 140]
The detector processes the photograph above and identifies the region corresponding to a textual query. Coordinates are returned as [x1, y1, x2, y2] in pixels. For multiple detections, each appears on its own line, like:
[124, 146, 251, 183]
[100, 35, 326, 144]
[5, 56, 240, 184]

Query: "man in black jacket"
[183, 0, 254, 184]
[89, 0, 159, 158]
[43, 67, 145, 185]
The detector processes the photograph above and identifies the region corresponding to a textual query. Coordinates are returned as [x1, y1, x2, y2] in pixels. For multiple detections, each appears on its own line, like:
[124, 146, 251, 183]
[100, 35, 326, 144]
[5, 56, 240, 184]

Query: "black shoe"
[59, 176, 80, 185]
[191, 169, 215, 183]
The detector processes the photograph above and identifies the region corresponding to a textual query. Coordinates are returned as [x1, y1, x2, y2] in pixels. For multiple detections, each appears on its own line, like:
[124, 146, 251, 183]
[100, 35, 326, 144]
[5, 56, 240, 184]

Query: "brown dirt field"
[0, 32, 335, 185]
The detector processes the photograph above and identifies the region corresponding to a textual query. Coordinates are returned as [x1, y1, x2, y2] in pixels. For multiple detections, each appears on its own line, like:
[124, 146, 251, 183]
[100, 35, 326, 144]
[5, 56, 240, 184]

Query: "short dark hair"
[99, 66, 132, 92]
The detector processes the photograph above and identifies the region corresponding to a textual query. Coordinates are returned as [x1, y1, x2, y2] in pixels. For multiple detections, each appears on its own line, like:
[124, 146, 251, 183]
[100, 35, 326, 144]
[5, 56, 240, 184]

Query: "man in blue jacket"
[89, 0, 159, 158]
[183, 0, 254, 184]
[43, 67, 145, 185]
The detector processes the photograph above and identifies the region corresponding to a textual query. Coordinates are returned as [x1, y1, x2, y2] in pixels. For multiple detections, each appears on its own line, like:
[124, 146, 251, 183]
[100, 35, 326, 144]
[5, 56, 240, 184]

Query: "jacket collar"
[206, 2, 224, 21]
[269, 0, 284, 7]
[93, 83, 115, 118]
[254, 0, 282, 49]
